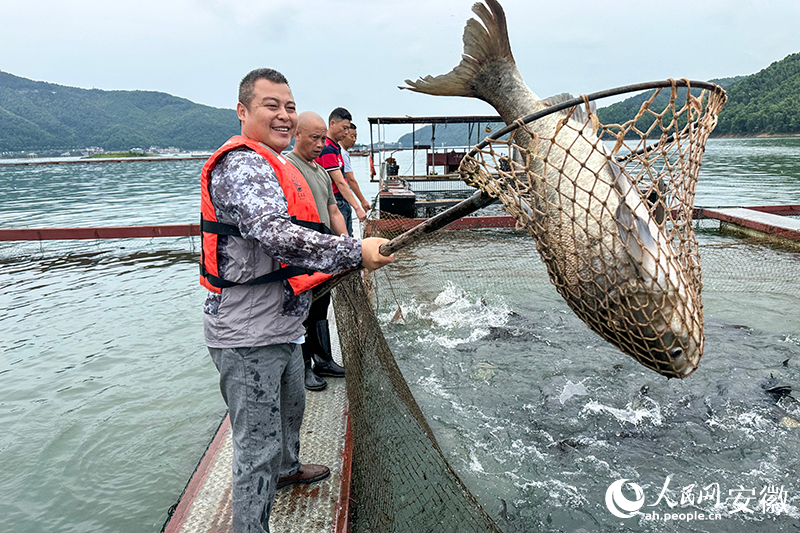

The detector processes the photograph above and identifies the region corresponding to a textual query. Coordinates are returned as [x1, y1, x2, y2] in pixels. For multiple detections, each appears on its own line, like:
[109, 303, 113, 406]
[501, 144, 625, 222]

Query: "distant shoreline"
[0, 155, 209, 167]
[3, 134, 799, 168]
[83, 151, 158, 159]
[715, 132, 800, 139]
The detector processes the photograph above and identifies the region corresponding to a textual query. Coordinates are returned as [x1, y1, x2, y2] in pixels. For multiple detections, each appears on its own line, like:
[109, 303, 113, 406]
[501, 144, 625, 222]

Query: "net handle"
[312, 190, 496, 300]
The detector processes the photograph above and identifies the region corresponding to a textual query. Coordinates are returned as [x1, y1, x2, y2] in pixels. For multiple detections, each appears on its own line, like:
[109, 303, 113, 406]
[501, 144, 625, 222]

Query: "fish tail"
[401, 0, 516, 99]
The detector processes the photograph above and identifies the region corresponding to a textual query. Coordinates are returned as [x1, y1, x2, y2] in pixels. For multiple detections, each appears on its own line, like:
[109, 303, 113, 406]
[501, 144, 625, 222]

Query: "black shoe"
[305, 366, 327, 391]
[302, 341, 327, 391]
[312, 354, 345, 377]
[311, 320, 345, 377]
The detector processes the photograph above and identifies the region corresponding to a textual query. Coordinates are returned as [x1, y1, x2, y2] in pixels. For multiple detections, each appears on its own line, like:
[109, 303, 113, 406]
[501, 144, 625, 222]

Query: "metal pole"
[312, 190, 497, 300]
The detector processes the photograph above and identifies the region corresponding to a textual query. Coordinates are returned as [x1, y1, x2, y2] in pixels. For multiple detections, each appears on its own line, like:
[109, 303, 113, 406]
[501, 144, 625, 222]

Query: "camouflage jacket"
[203, 148, 361, 348]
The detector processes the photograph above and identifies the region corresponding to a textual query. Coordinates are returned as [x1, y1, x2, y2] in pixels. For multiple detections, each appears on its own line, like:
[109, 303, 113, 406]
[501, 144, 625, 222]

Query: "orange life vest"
[200, 136, 333, 295]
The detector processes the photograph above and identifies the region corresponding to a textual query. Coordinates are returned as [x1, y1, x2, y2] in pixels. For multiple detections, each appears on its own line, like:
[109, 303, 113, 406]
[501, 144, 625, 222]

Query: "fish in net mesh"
[403, 0, 727, 379]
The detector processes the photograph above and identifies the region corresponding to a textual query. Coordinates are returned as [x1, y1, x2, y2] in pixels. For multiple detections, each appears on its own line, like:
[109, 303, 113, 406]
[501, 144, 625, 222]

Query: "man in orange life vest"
[200, 68, 393, 533]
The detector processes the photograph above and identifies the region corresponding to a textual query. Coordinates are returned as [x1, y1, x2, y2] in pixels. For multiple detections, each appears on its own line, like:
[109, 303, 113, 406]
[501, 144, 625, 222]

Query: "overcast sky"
[3, 0, 799, 137]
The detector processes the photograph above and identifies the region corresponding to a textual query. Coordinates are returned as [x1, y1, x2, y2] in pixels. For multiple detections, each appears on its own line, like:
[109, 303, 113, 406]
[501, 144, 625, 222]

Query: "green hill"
[594, 76, 744, 131]
[0, 71, 239, 152]
[596, 53, 800, 137]
[714, 52, 800, 134]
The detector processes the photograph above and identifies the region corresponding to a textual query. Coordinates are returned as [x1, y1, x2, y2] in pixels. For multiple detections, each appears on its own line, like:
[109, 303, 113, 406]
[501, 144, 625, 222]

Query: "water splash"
[581, 397, 663, 426]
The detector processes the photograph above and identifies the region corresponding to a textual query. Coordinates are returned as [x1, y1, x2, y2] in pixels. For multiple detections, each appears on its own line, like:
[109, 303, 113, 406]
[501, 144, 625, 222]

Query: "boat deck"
[163, 308, 352, 533]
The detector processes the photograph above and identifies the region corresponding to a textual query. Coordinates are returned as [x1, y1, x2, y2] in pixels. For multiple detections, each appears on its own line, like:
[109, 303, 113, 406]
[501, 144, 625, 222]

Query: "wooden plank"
[0, 224, 199, 242]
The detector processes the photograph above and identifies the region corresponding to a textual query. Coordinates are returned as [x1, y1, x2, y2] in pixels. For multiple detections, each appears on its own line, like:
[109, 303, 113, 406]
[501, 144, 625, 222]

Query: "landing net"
[335, 79, 726, 531]
[457, 80, 726, 378]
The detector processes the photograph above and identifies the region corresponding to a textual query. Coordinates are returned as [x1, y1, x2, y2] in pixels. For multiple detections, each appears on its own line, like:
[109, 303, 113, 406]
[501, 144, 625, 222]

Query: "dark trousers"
[334, 192, 353, 237]
[305, 290, 330, 328]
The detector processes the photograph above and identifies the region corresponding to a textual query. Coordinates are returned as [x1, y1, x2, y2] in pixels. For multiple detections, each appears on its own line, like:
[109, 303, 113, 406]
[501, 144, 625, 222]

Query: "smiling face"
[237, 78, 297, 152]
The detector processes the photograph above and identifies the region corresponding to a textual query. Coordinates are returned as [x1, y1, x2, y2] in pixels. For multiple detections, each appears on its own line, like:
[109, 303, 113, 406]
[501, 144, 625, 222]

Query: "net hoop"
[467, 78, 726, 157]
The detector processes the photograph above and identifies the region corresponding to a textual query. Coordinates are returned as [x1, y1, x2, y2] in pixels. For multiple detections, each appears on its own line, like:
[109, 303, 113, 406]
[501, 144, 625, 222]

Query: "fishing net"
[332, 79, 726, 532]
[332, 274, 503, 533]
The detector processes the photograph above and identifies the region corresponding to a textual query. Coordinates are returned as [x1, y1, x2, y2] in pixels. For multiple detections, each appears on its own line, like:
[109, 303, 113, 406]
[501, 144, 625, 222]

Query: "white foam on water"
[508, 438, 547, 462]
[783, 334, 800, 346]
[468, 450, 485, 473]
[706, 409, 777, 440]
[416, 372, 452, 402]
[581, 397, 663, 426]
[509, 477, 589, 508]
[377, 297, 422, 325]
[573, 454, 622, 479]
[559, 380, 589, 404]
[736, 412, 772, 433]
[398, 281, 511, 348]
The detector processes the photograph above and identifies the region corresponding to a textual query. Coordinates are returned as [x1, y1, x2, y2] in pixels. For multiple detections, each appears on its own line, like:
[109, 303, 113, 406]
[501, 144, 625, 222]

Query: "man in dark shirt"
[287, 111, 348, 390]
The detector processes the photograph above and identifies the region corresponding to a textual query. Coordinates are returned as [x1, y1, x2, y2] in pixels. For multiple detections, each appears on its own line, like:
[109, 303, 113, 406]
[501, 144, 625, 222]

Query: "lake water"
[1, 137, 799, 532]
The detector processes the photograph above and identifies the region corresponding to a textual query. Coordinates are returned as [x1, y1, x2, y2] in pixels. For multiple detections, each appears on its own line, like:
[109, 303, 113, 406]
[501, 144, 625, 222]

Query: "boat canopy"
[367, 115, 501, 125]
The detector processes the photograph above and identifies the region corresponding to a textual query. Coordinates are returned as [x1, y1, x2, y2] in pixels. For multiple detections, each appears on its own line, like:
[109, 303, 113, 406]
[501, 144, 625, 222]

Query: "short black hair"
[328, 107, 352, 124]
[239, 68, 289, 108]
[349, 123, 357, 130]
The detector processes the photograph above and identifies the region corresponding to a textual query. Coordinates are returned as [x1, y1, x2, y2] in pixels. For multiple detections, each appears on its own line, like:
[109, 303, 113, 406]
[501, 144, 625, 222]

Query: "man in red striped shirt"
[315, 107, 365, 236]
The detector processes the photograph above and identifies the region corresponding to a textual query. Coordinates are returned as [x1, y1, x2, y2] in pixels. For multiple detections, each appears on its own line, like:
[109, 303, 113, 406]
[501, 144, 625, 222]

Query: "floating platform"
[696, 205, 800, 243]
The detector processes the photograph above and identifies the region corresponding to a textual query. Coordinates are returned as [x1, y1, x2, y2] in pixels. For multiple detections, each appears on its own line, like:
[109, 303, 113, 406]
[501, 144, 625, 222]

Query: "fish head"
[614, 277, 703, 379]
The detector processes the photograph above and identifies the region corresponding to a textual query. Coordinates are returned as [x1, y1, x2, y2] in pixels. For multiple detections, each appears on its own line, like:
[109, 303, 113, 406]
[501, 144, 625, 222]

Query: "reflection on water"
[0, 240, 224, 533]
[1, 138, 799, 532]
[698, 137, 800, 206]
[1, 160, 224, 533]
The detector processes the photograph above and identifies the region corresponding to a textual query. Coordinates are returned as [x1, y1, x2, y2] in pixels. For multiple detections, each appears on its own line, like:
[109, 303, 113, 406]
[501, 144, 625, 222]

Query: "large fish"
[402, 0, 703, 378]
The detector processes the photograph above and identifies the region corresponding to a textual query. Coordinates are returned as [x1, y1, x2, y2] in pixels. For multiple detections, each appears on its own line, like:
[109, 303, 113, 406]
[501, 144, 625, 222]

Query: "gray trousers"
[209, 344, 305, 533]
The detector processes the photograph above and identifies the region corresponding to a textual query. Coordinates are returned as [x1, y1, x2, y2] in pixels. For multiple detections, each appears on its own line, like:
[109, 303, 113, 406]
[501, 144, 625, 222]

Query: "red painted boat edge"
[696, 207, 800, 242]
[334, 407, 354, 533]
[0, 224, 200, 242]
[163, 415, 231, 533]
